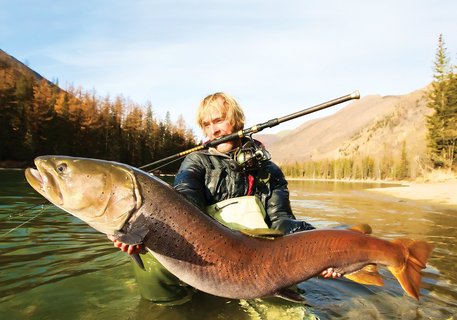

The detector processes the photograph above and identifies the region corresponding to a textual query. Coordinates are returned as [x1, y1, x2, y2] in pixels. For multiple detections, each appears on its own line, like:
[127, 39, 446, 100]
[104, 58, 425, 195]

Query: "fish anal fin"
[274, 288, 310, 305]
[344, 264, 384, 286]
[130, 253, 145, 270]
[387, 239, 433, 300]
[348, 224, 372, 235]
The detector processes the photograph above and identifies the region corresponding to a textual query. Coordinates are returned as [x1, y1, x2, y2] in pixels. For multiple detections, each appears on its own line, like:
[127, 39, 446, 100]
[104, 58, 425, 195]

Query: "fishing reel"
[229, 136, 271, 172]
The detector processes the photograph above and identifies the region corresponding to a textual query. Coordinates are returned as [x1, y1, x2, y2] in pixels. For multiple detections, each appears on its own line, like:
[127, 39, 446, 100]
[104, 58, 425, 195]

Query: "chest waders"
[131, 196, 267, 305]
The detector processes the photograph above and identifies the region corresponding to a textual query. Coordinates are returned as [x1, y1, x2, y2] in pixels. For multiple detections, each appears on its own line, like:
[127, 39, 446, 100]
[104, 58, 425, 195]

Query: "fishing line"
[146, 156, 185, 173]
[0, 202, 50, 238]
[2, 201, 49, 218]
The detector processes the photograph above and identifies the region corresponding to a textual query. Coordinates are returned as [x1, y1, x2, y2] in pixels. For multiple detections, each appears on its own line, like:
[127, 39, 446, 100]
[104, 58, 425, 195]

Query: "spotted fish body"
[25, 156, 433, 300]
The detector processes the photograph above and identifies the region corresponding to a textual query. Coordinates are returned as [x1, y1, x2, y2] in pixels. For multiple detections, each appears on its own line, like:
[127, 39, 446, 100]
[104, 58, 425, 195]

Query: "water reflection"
[289, 179, 457, 318]
[1, 171, 456, 319]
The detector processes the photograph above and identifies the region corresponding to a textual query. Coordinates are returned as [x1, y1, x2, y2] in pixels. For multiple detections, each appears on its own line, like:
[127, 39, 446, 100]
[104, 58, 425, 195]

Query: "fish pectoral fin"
[274, 288, 311, 306]
[344, 264, 384, 286]
[114, 213, 149, 245]
[387, 238, 433, 300]
[347, 224, 372, 235]
[240, 228, 284, 239]
[114, 229, 147, 245]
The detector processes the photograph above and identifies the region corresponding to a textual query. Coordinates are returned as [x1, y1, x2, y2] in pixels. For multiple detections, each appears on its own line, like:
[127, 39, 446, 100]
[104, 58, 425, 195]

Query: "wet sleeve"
[265, 163, 315, 234]
[173, 153, 208, 211]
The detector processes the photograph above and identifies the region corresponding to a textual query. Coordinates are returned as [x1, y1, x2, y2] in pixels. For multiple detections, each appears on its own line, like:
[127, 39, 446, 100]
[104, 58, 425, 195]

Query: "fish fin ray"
[388, 239, 433, 300]
[344, 264, 384, 286]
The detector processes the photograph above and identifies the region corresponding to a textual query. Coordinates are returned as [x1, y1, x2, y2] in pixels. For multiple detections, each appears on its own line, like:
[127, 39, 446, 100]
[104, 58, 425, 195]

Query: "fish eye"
[56, 163, 67, 174]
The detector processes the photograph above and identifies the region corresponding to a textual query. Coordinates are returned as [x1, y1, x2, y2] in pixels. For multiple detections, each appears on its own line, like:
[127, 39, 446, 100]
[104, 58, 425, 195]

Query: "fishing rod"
[139, 90, 360, 172]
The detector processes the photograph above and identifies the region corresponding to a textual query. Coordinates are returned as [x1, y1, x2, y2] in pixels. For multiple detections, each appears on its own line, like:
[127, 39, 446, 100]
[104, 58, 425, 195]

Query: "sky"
[1, 0, 456, 137]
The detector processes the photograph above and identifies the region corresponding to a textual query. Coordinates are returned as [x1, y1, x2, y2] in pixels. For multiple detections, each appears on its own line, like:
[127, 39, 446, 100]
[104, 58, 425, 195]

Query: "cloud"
[2, 0, 456, 135]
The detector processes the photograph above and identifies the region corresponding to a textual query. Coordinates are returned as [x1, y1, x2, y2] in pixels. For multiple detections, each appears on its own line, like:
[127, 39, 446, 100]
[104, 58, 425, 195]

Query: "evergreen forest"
[280, 35, 456, 180]
[0, 54, 196, 172]
[0, 34, 455, 179]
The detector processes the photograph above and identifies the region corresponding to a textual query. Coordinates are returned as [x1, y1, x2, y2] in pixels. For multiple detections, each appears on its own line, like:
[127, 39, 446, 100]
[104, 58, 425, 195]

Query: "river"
[0, 170, 456, 319]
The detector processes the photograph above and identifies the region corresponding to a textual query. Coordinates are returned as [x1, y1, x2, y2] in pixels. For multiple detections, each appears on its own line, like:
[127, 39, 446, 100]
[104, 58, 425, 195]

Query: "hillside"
[0, 49, 196, 169]
[0, 49, 50, 86]
[0, 48, 436, 173]
[258, 87, 432, 165]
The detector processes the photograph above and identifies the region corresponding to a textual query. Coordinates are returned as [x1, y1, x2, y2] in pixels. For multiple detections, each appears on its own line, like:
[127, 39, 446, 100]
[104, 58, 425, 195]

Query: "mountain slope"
[0, 49, 50, 86]
[260, 87, 432, 164]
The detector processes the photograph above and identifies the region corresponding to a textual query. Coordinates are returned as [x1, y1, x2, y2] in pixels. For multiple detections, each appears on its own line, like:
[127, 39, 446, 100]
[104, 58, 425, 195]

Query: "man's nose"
[209, 123, 220, 136]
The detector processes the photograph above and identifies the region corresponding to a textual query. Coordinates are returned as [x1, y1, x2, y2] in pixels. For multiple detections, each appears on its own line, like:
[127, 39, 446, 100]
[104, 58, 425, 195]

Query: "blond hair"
[196, 92, 245, 132]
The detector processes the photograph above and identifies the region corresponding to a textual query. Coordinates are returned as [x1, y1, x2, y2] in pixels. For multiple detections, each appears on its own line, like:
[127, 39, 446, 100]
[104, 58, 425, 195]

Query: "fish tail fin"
[387, 239, 433, 300]
[344, 264, 384, 286]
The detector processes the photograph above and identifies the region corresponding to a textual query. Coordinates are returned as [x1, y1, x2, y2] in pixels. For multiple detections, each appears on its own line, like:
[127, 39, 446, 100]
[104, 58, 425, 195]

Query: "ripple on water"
[1, 173, 456, 319]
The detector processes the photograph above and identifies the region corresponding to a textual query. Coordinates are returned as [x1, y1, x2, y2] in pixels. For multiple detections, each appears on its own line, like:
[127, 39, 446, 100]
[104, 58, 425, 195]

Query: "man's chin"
[215, 142, 235, 153]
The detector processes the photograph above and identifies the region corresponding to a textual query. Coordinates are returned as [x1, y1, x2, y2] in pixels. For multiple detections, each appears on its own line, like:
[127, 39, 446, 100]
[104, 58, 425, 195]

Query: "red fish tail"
[387, 239, 433, 300]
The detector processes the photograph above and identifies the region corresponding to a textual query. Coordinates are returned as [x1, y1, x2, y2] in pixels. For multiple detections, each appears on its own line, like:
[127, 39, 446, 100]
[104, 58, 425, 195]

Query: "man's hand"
[107, 235, 143, 255]
[321, 267, 342, 278]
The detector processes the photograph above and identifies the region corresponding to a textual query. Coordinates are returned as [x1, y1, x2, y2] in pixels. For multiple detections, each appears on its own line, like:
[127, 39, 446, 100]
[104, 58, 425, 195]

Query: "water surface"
[0, 171, 456, 319]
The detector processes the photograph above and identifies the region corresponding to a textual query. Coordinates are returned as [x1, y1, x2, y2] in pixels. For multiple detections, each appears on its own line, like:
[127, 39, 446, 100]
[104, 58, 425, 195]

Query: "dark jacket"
[173, 148, 315, 234]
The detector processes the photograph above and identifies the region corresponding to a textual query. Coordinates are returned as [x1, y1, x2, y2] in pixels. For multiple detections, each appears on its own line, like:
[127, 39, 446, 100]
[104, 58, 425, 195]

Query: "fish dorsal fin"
[344, 264, 384, 286]
[348, 223, 372, 235]
[240, 228, 284, 239]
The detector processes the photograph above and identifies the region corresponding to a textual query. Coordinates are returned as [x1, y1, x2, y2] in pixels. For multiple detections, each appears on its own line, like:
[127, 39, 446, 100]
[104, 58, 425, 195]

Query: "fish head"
[25, 156, 142, 235]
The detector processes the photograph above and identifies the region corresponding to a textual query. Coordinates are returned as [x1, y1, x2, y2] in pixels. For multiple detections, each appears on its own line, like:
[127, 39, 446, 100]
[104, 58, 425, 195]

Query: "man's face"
[201, 98, 238, 153]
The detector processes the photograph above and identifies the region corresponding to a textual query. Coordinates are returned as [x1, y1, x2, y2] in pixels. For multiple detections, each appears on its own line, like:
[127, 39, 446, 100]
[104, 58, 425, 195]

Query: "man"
[111, 92, 340, 303]
[174, 92, 316, 234]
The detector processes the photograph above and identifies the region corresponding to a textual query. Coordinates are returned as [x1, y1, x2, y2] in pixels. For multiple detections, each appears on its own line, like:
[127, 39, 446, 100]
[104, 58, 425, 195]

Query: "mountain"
[257, 87, 432, 165]
[0, 49, 51, 86]
[0, 48, 433, 170]
[0, 49, 197, 169]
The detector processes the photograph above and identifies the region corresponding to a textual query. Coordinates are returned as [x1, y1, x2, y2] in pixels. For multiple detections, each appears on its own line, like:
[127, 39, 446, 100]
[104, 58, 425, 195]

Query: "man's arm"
[264, 162, 315, 234]
[173, 153, 208, 210]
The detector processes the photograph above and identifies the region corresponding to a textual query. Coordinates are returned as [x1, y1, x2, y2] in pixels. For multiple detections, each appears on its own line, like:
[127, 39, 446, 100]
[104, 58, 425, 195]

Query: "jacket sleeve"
[173, 153, 208, 211]
[265, 162, 315, 234]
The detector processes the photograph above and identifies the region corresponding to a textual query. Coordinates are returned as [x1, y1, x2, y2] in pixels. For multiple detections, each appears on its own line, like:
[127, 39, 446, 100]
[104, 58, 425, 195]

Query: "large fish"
[25, 156, 433, 301]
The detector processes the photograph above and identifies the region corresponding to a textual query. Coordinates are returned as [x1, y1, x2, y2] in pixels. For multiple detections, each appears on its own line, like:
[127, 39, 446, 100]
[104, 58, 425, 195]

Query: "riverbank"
[366, 178, 457, 207]
[3, 161, 456, 207]
[287, 171, 457, 207]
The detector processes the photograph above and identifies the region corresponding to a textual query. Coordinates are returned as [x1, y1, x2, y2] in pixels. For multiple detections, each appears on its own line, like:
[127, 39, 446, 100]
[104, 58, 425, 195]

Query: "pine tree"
[397, 141, 409, 180]
[143, 102, 159, 164]
[29, 79, 58, 155]
[427, 34, 457, 169]
[123, 105, 144, 166]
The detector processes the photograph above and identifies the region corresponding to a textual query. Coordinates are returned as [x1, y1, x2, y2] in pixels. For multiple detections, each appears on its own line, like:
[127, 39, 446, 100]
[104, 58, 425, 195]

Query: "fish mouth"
[25, 160, 63, 205]
[25, 167, 45, 195]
